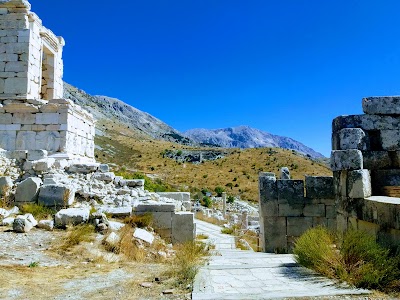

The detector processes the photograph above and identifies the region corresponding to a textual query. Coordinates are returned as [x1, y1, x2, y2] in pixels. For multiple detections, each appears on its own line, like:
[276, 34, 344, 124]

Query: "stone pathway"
[192, 219, 369, 300]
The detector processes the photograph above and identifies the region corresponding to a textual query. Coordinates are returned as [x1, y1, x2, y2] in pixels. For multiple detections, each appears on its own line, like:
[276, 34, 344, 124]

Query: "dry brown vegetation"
[95, 120, 331, 202]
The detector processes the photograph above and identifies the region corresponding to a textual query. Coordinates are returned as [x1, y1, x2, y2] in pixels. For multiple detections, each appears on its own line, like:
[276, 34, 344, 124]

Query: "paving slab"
[193, 219, 370, 300]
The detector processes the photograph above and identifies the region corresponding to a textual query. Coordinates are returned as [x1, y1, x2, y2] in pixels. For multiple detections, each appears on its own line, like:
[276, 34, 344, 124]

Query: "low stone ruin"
[332, 96, 400, 245]
[259, 96, 400, 253]
[259, 172, 335, 253]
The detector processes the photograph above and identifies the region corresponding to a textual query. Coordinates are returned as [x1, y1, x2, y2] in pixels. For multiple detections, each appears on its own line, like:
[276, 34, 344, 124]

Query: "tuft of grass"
[20, 203, 55, 220]
[0, 185, 12, 208]
[28, 261, 39, 268]
[293, 226, 344, 278]
[57, 224, 95, 252]
[124, 213, 153, 228]
[294, 227, 400, 293]
[221, 227, 234, 235]
[196, 233, 208, 240]
[165, 241, 210, 287]
[195, 212, 225, 226]
[103, 225, 147, 262]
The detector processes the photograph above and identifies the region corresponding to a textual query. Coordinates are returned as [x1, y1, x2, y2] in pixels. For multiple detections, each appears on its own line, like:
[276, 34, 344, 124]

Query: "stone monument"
[0, 0, 95, 164]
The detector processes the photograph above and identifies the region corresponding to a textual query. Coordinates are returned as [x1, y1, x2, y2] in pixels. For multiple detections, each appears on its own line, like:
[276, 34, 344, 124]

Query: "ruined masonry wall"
[332, 96, 400, 247]
[259, 173, 335, 253]
[0, 99, 95, 159]
[0, 0, 64, 100]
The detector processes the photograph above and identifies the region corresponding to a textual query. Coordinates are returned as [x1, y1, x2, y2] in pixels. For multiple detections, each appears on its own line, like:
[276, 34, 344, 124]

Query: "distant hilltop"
[184, 126, 325, 159]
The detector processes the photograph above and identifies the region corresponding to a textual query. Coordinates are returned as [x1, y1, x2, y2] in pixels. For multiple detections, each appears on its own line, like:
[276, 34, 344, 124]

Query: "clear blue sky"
[30, 0, 400, 156]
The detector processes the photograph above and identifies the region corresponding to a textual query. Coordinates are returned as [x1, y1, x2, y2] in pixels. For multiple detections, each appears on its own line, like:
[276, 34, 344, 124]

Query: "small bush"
[227, 195, 235, 203]
[57, 224, 95, 252]
[20, 203, 55, 220]
[196, 233, 208, 240]
[165, 241, 210, 287]
[200, 196, 212, 208]
[214, 186, 225, 197]
[294, 227, 400, 293]
[221, 227, 234, 235]
[123, 213, 153, 228]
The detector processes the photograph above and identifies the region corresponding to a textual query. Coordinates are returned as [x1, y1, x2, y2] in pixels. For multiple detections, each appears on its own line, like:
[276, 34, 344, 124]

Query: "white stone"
[27, 149, 47, 160]
[2, 216, 14, 226]
[37, 219, 54, 231]
[54, 208, 90, 227]
[32, 157, 55, 172]
[348, 169, 372, 199]
[15, 176, 42, 203]
[331, 150, 363, 171]
[105, 232, 120, 245]
[339, 128, 368, 150]
[108, 221, 125, 231]
[133, 228, 154, 244]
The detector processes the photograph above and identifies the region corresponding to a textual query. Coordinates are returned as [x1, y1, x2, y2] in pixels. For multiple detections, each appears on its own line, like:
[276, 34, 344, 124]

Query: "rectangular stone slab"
[363, 96, 400, 115]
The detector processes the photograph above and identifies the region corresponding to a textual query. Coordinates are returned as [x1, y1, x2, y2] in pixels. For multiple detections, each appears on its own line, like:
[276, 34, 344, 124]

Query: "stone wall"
[332, 96, 400, 247]
[0, 0, 64, 100]
[134, 203, 195, 245]
[0, 99, 95, 161]
[259, 173, 335, 253]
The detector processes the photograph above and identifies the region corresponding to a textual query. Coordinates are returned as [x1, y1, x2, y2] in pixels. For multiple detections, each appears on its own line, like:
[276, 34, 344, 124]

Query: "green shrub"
[227, 195, 235, 203]
[293, 226, 343, 278]
[20, 203, 55, 220]
[214, 186, 225, 197]
[200, 196, 212, 208]
[294, 227, 400, 293]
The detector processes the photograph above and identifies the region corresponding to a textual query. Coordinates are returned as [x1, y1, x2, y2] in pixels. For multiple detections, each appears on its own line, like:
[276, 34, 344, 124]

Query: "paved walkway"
[193, 219, 369, 300]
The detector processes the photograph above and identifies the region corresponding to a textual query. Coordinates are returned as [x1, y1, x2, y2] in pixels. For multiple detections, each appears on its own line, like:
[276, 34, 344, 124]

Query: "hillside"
[94, 119, 332, 202]
[64, 83, 332, 201]
[185, 126, 324, 159]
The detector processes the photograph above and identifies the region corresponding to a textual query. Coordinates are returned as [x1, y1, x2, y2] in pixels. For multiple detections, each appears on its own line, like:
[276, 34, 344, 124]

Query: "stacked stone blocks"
[259, 173, 335, 253]
[332, 96, 400, 245]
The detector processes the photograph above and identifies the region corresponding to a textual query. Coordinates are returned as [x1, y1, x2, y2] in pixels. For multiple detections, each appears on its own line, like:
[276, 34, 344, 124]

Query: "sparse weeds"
[221, 227, 234, 235]
[0, 185, 12, 208]
[195, 212, 225, 226]
[20, 203, 55, 220]
[294, 227, 400, 293]
[124, 213, 153, 228]
[165, 241, 210, 287]
[56, 224, 95, 252]
[196, 233, 208, 240]
[28, 261, 39, 268]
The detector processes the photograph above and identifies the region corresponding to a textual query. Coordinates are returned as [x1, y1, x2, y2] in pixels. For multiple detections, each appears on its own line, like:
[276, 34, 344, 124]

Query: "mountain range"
[64, 83, 324, 158]
[184, 126, 324, 158]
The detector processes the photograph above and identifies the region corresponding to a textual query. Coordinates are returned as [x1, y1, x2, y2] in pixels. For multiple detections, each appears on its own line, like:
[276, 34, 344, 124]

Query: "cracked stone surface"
[192, 219, 370, 300]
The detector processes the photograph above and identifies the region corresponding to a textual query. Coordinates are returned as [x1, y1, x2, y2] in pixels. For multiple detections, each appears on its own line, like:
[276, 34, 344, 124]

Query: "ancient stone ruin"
[259, 97, 400, 253]
[0, 0, 195, 245]
[0, 0, 95, 164]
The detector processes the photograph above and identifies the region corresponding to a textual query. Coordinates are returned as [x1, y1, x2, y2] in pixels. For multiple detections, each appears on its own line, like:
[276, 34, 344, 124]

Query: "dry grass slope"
[95, 119, 332, 202]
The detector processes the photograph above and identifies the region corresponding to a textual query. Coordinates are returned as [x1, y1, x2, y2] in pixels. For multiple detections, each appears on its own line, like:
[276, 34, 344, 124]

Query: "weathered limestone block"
[98, 206, 132, 217]
[32, 158, 55, 172]
[331, 150, 363, 171]
[92, 172, 115, 183]
[37, 219, 54, 231]
[4, 103, 38, 113]
[280, 167, 290, 180]
[333, 114, 400, 133]
[172, 212, 194, 244]
[38, 184, 75, 207]
[157, 192, 190, 202]
[16, 131, 36, 150]
[120, 179, 144, 188]
[380, 130, 400, 151]
[326, 205, 337, 219]
[13, 214, 36, 233]
[287, 217, 313, 237]
[259, 172, 277, 202]
[277, 180, 304, 204]
[305, 176, 334, 199]
[12, 113, 35, 124]
[347, 170, 372, 199]
[98, 164, 109, 173]
[339, 128, 369, 150]
[68, 163, 99, 174]
[133, 228, 154, 244]
[263, 217, 287, 253]
[303, 204, 326, 217]
[363, 151, 391, 170]
[0, 113, 11, 124]
[8, 150, 27, 161]
[135, 203, 175, 213]
[0, 130, 16, 150]
[55, 208, 90, 227]
[362, 96, 400, 115]
[27, 149, 47, 161]
[36, 131, 60, 152]
[15, 176, 42, 203]
[278, 203, 303, 217]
